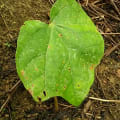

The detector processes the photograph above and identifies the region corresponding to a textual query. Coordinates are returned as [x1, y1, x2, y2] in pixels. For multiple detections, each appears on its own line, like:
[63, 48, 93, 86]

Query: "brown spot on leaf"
[48, 45, 50, 49]
[35, 68, 38, 72]
[21, 70, 24, 76]
[90, 64, 95, 70]
[64, 86, 66, 89]
[32, 84, 34, 88]
[58, 33, 62, 37]
[25, 77, 28, 80]
[68, 67, 71, 72]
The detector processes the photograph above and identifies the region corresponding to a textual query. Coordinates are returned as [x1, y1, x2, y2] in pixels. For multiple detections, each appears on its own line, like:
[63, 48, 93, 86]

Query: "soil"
[0, 0, 120, 120]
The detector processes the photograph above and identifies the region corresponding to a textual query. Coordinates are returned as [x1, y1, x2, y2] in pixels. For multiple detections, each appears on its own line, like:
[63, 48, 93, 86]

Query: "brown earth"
[0, 0, 120, 120]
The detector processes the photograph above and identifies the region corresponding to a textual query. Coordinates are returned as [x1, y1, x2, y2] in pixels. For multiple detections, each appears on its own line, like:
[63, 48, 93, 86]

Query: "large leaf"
[16, 0, 104, 106]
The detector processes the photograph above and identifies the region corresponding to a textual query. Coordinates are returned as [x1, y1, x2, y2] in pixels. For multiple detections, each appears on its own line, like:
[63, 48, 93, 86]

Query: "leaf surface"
[16, 0, 104, 106]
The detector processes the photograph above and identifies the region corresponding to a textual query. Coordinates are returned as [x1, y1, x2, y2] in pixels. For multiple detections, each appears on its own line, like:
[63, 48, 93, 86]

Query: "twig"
[89, 4, 120, 21]
[89, 97, 120, 103]
[0, 95, 11, 113]
[58, 103, 76, 109]
[0, 80, 21, 113]
[85, 0, 89, 6]
[8, 80, 21, 93]
[49, 0, 55, 5]
[110, 0, 120, 16]
[86, 113, 101, 119]
[83, 100, 92, 113]
[95, 69, 106, 98]
[101, 33, 120, 35]
[92, 0, 101, 5]
[104, 43, 120, 56]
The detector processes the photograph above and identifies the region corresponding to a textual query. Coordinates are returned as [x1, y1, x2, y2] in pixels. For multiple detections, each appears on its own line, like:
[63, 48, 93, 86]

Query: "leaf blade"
[16, 0, 104, 106]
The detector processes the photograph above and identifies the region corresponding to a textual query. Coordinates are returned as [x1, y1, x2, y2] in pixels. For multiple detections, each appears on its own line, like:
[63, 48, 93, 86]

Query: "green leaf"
[16, 0, 104, 106]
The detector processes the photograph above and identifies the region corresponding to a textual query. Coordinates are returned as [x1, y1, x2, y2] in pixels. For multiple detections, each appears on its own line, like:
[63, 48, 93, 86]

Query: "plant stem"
[54, 96, 59, 112]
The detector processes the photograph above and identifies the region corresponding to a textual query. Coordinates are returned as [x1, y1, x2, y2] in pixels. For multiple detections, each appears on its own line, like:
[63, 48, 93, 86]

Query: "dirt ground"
[0, 0, 120, 120]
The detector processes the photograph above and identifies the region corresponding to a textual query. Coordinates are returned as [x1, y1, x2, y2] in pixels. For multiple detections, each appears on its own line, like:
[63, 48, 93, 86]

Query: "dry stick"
[85, 7, 98, 16]
[89, 4, 120, 21]
[110, 0, 120, 16]
[88, 3, 102, 16]
[95, 69, 107, 100]
[89, 97, 120, 103]
[0, 14, 9, 32]
[54, 96, 59, 112]
[104, 43, 120, 56]
[57, 96, 120, 110]
[85, 113, 101, 119]
[85, 0, 89, 6]
[49, 0, 54, 5]
[58, 103, 75, 109]
[58, 103, 73, 107]
[92, 0, 101, 5]
[8, 80, 21, 93]
[103, 16, 113, 32]
[0, 95, 11, 113]
[101, 33, 120, 35]
[0, 80, 21, 113]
